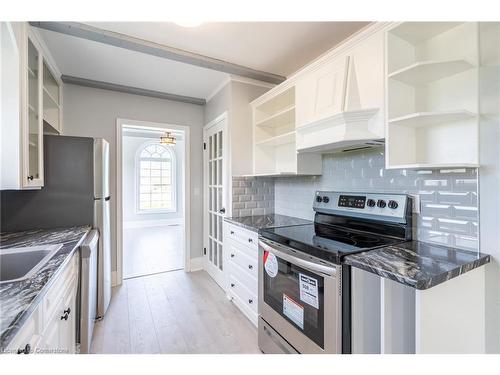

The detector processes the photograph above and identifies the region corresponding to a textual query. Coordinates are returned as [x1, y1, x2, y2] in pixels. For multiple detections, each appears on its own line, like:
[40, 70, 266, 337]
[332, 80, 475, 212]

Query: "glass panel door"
[26, 37, 42, 185]
[262, 250, 325, 348]
[203, 117, 226, 288]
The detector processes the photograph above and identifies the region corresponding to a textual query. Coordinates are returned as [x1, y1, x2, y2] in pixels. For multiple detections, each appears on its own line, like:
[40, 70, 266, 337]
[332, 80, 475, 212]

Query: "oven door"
[258, 238, 341, 354]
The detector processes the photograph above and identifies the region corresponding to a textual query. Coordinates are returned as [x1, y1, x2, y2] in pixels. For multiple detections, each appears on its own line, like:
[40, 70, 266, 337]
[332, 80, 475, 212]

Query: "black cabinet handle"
[27, 175, 34, 181]
[230, 283, 235, 288]
[248, 265, 253, 270]
[230, 231, 234, 235]
[230, 253, 235, 258]
[248, 238, 253, 243]
[248, 299, 253, 304]
[61, 308, 71, 321]
[17, 344, 31, 354]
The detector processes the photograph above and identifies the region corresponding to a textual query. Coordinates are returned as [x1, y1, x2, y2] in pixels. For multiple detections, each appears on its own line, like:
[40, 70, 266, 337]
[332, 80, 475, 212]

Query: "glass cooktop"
[259, 223, 404, 264]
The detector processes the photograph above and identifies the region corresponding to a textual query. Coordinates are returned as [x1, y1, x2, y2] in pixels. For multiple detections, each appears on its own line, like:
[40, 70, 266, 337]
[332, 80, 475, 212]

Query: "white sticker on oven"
[283, 294, 304, 329]
[299, 273, 319, 309]
[264, 252, 278, 278]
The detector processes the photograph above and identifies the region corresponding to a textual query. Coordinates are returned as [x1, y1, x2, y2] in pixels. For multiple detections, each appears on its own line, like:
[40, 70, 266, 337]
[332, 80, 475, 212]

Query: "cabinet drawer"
[225, 223, 258, 249]
[228, 274, 257, 315]
[42, 253, 78, 328]
[228, 242, 258, 280]
[228, 265, 258, 301]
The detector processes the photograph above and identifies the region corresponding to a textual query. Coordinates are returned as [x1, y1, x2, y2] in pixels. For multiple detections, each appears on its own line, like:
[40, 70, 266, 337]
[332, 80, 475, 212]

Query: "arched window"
[136, 142, 176, 212]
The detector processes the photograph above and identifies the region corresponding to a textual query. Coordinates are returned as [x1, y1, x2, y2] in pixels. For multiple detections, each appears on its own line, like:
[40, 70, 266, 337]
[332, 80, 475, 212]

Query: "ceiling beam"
[61, 75, 206, 105]
[30, 22, 286, 85]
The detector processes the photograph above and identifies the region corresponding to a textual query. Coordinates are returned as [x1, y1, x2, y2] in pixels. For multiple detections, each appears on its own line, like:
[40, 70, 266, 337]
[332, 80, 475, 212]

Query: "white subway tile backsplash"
[231, 177, 275, 217]
[274, 149, 479, 251]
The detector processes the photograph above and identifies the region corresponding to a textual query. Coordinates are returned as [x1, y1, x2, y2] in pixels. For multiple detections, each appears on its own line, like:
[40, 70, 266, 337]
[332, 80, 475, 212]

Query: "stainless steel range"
[258, 191, 413, 354]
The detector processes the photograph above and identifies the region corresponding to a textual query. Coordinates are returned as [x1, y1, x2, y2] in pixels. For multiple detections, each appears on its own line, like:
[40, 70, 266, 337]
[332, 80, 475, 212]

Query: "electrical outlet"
[409, 194, 421, 214]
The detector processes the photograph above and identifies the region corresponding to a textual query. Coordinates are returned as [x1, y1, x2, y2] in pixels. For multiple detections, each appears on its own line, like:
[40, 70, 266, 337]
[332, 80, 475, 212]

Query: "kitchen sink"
[0, 245, 62, 284]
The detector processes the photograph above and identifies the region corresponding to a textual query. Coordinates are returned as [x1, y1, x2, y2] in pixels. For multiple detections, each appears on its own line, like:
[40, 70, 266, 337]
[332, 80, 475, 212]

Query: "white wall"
[479, 22, 500, 354]
[122, 133, 185, 225]
[62, 84, 204, 271]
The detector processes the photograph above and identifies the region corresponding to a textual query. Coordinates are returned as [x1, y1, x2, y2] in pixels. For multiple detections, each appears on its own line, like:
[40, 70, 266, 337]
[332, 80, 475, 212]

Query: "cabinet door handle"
[230, 283, 235, 288]
[230, 231, 234, 235]
[230, 253, 235, 258]
[248, 299, 253, 304]
[61, 308, 71, 320]
[17, 344, 31, 354]
[248, 238, 253, 243]
[248, 265, 253, 270]
[27, 175, 34, 181]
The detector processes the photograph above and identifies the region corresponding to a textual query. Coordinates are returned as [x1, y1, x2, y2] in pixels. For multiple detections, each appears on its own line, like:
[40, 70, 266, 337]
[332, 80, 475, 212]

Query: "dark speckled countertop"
[344, 240, 490, 290]
[0, 226, 90, 350]
[224, 214, 312, 232]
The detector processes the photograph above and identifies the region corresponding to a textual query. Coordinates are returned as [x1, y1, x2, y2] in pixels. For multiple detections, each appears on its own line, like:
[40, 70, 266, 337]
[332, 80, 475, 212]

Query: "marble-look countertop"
[344, 240, 490, 290]
[224, 214, 312, 232]
[0, 226, 91, 350]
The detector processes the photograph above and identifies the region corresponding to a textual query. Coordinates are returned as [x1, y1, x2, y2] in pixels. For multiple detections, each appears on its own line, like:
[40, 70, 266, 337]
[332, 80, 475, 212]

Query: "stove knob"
[367, 199, 376, 207]
[377, 199, 386, 208]
[316, 195, 323, 203]
[322, 196, 330, 203]
[388, 200, 399, 209]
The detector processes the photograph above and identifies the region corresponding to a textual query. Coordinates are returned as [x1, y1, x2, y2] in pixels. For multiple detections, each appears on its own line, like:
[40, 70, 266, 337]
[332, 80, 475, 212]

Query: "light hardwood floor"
[123, 225, 184, 279]
[90, 270, 261, 354]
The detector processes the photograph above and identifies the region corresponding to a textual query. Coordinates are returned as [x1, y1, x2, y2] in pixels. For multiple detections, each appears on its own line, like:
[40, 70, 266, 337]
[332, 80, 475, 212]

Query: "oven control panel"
[313, 191, 410, 223]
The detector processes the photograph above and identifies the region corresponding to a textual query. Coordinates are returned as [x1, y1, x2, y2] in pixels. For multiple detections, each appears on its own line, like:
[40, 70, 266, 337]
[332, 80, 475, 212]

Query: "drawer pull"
[231, 283, 235, 288]
[230, 254, 235, 258]
[248, 265, 253, 270]
[248, 238, 253, 243]
[17, 344, 31, 354]
[61, 307, 71, 321]
[230, 231, 234, 235]
[248, 299, 253, 304]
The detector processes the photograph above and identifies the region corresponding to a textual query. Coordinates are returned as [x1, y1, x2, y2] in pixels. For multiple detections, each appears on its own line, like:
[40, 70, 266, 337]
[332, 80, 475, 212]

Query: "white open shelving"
[252, 86, 322, 176]
[386, 22, 479, 169]
[42, 60, 61, 133]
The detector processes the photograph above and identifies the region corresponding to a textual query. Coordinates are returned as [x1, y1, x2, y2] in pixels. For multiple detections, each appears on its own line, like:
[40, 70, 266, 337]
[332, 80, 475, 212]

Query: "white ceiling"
[85, 22, 369, 76]
[38, 22, 369, 101]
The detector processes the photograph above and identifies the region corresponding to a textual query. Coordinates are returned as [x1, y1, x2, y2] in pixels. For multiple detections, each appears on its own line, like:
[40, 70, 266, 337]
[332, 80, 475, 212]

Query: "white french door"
[203, 115, 228, 289]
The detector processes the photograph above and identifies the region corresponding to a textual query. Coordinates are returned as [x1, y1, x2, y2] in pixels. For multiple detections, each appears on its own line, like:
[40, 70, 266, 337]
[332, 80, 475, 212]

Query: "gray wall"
[204, 82, 231, 125]
[62, 84, 204, 271]
[122, 134, 185, 224]
[271, 149, 479, 252]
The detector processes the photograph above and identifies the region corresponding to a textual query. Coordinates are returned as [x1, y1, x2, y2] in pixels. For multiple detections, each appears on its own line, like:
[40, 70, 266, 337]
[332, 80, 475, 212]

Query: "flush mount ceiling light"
[160, 131, 176, 145]
[173, 21, 204, 28]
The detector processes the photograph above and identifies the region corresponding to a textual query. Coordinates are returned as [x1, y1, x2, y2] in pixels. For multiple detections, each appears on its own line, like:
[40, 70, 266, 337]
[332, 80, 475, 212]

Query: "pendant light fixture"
[160, 131, 176, 145]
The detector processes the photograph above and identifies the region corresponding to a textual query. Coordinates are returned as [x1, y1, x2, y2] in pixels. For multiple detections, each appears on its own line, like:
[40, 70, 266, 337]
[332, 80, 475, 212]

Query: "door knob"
[219, 208, 226, 214]
[17, 344, 31, 354]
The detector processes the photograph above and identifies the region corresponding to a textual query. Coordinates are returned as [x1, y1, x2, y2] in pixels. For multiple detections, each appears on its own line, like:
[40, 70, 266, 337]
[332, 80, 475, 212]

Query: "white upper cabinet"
[294, 28, 386, 153]
[1, 22, 62, 190]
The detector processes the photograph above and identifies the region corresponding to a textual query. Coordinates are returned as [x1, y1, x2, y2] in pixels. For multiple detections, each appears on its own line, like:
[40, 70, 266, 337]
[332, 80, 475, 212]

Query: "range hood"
[296, 53, 384, 153]
[296, 108, 382, 153]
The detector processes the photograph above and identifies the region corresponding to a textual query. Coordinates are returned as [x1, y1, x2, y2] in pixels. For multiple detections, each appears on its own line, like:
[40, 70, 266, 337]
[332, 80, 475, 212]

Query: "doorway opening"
[119, 122, 187, 280]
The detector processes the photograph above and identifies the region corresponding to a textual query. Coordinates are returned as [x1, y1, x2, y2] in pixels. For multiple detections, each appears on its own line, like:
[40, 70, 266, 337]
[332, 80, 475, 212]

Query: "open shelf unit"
[42, 61, 61, 133]
[252, 85, 322, 175]
[386, 22, 479, 169]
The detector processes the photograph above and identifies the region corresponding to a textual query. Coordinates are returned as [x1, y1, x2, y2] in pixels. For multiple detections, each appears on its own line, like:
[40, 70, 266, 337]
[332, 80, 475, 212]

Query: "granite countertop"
[224, 214, 312, 232]
[0, 226, 91, 350]
[344, 240, 490, 290]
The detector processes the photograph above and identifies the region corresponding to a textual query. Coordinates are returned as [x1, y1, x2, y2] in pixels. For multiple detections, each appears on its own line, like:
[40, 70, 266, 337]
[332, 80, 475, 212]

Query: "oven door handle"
[259, 239, 337, 277]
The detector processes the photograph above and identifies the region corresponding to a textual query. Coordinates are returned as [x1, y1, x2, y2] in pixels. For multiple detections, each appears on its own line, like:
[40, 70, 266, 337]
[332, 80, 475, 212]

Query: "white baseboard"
[123, 218, 183, 229]
[190, 257, 204, 272]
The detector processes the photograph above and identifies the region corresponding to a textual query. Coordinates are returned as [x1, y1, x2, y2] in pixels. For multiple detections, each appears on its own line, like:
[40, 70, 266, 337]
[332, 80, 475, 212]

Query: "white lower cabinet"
[7, 252, 79, 354]
[224, 223, 259, 326]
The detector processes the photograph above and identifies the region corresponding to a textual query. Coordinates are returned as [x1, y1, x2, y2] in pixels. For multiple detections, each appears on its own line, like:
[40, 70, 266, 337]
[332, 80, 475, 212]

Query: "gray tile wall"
[231, 176, 275, 217]
[274, 148, 479, 251]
